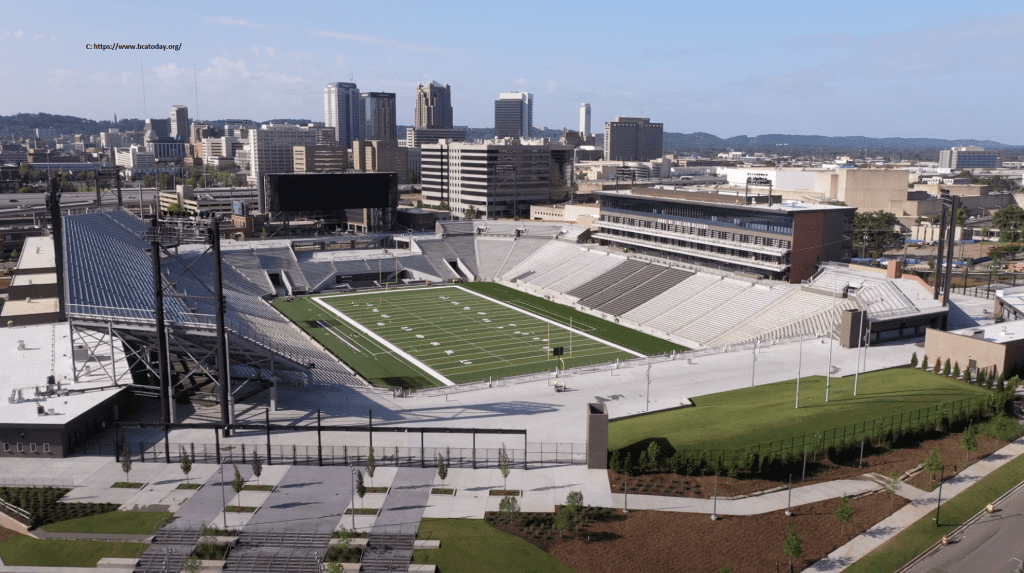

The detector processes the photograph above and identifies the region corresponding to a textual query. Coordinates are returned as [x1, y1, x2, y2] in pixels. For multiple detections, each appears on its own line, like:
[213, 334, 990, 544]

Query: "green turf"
[0, 536, 146, 567]
[275, 283, 682, 388]
[609, 368, 994, 454]
[844, 444, 1024, 573]
[41, 511, 172, 534]
[412, 518, 575, 573]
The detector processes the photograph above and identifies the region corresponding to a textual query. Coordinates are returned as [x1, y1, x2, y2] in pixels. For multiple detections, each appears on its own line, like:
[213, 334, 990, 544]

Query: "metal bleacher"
[674, 284, 790, 346]
[567, 260, 648, 302]
[495, 237, 550, 277]
[580, 263, 666, 310]
[596, 267, 693, 317]
[621, 273, 720, 326]
[645, 278, 749, 334]
[474, 237, 517, 279]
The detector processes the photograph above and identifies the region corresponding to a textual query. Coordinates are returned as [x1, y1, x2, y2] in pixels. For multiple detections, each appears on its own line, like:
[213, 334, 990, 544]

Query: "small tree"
[977, 368, 987, 387]
[251, 451, 263, 488]
[922, 355, 929, 370]
[884, 469, 902, 508]
[323, 562, 342, 573]
[356, 469, 366, 508]
[943, 359, 951, 377]
[499, 443, 511, 491]
[366, 447, 376, 488]
[910, 352, 918, 368]
[437, 453, 448, 489]
[554, 505, 574, 538]
[231, 465, 245, 508]
[498, 494, 520, 524]
[180, 447, 192, 485]
[834, 496, 853, 535]
[933, 357, 942, 374]
[637, 451, 650, 475]
[182, 554, 201, 573]
[923, 448, 943, 482]
[565, 491, 584, 512]
[961, 424, 978, 463]
[952, 362, 961, 379]
[121, 444, 132, 484]
[609, 450, 621, 473]
[646, 441, 662, 472]
[783, 524, 804, 572]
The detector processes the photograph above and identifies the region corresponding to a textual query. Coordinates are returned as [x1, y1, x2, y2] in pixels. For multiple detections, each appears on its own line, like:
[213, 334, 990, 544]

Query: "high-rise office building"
[414, 82, 453, 129]
[938, 146, 1002, 170]
[494, 92, 533, 138]
[580, 103, 591, 137]
[361, 92, 397, 142]
[324, 82, 362, 146]
[246, 123, 337, 184]
[170, 105, 189, 141]
[145, 118, 171, 139]
[421, 138, 573, 218]
[604, 117, 663, 161]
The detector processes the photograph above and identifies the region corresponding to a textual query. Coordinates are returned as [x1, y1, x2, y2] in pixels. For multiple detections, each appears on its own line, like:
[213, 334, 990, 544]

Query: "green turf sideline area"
[843, 442, 1024, 573]
[41, 511, 172, 534]
[609, 368, 994, 453]
[0, 536, 147, 567]
[310, 285, 641, 385]
[412, 518, 575, 573]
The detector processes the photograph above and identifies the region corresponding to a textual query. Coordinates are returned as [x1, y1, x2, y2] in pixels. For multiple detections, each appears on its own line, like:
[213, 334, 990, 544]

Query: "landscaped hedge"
[0, 487, 120, 529]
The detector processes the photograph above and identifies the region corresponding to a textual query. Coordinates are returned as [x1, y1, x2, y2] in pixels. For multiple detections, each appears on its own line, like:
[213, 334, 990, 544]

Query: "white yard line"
[454, 285, 644, 358]
[312, 296, 455, 386]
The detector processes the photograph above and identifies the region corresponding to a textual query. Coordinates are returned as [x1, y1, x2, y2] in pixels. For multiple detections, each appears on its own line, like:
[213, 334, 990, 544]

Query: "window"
[29, 444, 36, 453]
[43, 443, 50, 453]
[16, 443, 23, 453]
[2, 443, 8, 452]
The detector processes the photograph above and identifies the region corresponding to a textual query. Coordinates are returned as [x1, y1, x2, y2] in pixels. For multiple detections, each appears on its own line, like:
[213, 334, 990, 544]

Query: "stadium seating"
[474, 237, 517, 279]
[645, 278, 749, 334]
[581, 264, 666, 309]
[597, 267, 694, 317]
[566, 260, 648, 301]
[621, 273, 720, 325]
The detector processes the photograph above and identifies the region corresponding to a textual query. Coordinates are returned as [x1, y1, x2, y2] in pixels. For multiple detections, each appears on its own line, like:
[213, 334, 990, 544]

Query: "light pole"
[751, 341, 758, 388]
[825, 269, 838, 402]
[350, 467, 357, 531]
[785, 474, 793, 516]
[711, 474, 719, 521]
[853, 309, 865, 396]
[646, 359, 651, 412]
[219, 463, 228, 530]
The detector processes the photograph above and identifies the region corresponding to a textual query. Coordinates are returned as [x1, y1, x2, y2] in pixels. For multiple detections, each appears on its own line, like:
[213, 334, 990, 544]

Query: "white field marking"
[312, 296, 455, 386]
[452, 286, 644, 358]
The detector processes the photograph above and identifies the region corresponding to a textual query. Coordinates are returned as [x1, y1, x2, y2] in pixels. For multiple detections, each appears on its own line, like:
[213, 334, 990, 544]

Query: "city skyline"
[0, 1, 1021, 143]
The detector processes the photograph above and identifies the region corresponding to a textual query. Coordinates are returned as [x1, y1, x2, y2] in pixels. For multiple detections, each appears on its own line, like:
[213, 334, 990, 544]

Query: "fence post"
[472, 431, 476, 470]
[242, 443, 246, 465]
[164, 424, 170, 464]
[421, 430, 425, 468]
[265, 409, 272, 467]
[215, 426, 221, 464]
[191, 443, 195, 465]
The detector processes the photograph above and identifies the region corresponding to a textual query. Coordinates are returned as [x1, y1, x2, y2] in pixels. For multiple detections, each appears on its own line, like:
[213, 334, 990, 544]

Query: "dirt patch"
[0, 526, 17, 543]
[609, 431, 1007, 499]
[490, 492, 909, 573]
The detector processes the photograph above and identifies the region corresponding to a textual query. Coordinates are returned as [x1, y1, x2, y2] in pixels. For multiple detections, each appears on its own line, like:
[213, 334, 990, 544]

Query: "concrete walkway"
[802, 435, 1024, 572]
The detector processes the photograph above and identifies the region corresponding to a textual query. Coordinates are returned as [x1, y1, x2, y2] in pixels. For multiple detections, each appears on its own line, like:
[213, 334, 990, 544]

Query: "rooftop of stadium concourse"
[15, 236, 55, 272]
[0, 322, 126, 426]
[597, 187, 855, 213]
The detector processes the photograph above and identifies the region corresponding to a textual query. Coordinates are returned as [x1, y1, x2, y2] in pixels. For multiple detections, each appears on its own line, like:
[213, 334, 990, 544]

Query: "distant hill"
[3, 114, 1019, 160]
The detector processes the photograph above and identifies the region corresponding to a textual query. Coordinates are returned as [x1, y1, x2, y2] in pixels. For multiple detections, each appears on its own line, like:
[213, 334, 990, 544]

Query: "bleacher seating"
[567, 260, 648, 301]
[474, 237, 517, 279]
[581, 264, 666, 310]
[529, 251, 624, 292]
[674, 284, 789, 345]
[443, 235, 479, 278]
[621, 273, 720, 325]
[714, 289, 857, 345]
[495, 237, 550, 277]
[645, 278, 748, 334]
[597, 267, 693, 317]
[500, 240, 575, 281]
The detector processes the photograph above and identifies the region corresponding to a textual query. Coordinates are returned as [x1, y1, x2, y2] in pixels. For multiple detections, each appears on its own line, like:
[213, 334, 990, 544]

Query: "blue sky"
[1, 0, 1022, 143]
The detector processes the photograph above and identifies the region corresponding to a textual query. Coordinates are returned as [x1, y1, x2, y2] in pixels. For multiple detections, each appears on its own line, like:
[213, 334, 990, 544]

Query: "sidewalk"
[802, 435, 1024, 572]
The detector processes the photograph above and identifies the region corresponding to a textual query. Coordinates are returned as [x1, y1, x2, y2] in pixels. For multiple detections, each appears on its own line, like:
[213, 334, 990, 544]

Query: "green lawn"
[609, 368, 994, 454]
[412, 518, 575, 573]
[844, 445, 1024, 573]
[275, 283, 681, 388]
[41, 511, 172, 534]
[0, 536, 146, 567]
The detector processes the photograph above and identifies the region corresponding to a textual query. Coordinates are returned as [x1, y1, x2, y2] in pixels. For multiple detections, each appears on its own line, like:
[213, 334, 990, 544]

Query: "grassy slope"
[412, 518, 575, 573]
[844, 447, 1024, 573]
[274, 283, 685, 388]
[609, 369, 993, 453]
[0, 536, 146, 567]
[41, 511, 172, 534]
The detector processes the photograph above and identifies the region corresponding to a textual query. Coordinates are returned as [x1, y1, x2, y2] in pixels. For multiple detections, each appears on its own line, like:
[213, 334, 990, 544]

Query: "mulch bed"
[225, 506, 257, 513]
[489, 491, 909, 573]
[608, 431, 1007, 499]
[364, 487, 388, 494]
[0, 526, 17, 543]
[489, 489, 521, 496]
[176, 483, 202, 490]
[242, 484, 274, 491]
[431, 488, 455, 495]
[345, 508, 379, 515]
[111, 482, 144, 489]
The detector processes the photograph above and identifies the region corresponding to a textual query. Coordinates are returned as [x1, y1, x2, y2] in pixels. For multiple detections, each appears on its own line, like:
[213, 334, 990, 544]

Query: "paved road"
[902, 482, 1024, 573]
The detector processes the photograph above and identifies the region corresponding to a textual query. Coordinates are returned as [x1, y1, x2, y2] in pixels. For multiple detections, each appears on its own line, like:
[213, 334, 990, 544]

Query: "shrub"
[910, 352, 918, 368]
[943, 359, 951, 376]
[637, 451, 649, 475]
[608, 450, 621, 473]
[980, 414, 1024, 442]
[934, 357, 943, 374]
[953, 363, 961, 379]
[977, 369, 986, 387]
[922, 355, 929, 370]
[646, 441, 662, 472]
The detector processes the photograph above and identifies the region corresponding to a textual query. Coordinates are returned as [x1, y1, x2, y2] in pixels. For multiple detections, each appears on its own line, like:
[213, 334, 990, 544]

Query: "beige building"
[924, 321, 1024, 379]
[292, 145, 348, 173]
[814, 169, 910, 212]
[529, 203, 600, 228]
[352, 140, 409, 184]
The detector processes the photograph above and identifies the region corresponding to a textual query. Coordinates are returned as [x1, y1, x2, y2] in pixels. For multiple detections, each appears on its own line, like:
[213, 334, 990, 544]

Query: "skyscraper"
[414, 82, 453, 129]
[494, 92, 533, 138]
[324, 82, 362, 146]
[170, 105, 189, 141]
[361, 92, 397, 142]
[604, 117, 663, 161]
[580, 103, 591, 137]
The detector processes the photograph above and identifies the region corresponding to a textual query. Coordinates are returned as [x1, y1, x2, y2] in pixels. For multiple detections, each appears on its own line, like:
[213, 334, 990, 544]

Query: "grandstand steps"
[722, 297, 859, 346]
[596, 266, 692, 317]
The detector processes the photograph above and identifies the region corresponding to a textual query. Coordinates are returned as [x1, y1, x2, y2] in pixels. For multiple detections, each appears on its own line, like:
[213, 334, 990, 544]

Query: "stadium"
[44, 207, 946, 432]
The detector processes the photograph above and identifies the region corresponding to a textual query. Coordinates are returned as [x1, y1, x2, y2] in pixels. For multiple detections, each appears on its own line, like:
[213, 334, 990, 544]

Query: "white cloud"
[266, 46, 276, 57]
[206, 16, 269, 28]
[32, 34, 43, 41]
[515, 78, 527, 85]
[336, 55, 346, 66]
[309, 30, 460, 54]
[547, 80, 557, 94]
[252, 46, 259, 55]
[14, 30, 24, 39]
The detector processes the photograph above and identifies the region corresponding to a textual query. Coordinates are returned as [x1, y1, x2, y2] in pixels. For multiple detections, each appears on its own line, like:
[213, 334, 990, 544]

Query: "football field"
[306, 285, 642, 386]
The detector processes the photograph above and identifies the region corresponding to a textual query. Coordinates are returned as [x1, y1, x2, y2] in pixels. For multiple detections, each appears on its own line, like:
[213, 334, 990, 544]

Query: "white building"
[724, 168, 817, 190]
[114, 145, 155, 170]
[494, 92, 533, 138]
[324, 82, 361, 146]
[246, 124, 336, 184]
[580, 103, 591, 137]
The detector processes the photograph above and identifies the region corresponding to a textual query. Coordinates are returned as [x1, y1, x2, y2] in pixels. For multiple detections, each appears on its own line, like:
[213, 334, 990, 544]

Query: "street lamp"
[351, 467, 357, 531]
